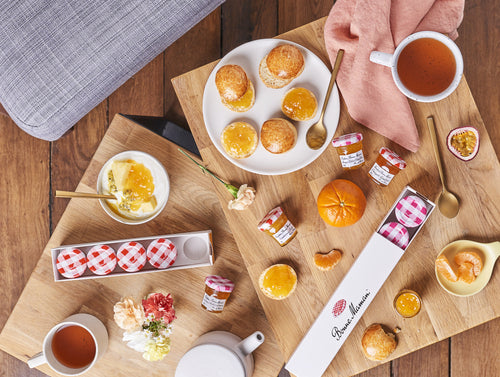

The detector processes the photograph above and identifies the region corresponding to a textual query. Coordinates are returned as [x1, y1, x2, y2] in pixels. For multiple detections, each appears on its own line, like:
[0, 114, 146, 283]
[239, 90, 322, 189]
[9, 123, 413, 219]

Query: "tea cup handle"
[369, 51, 393, 67]
[27, 351, 47, 368]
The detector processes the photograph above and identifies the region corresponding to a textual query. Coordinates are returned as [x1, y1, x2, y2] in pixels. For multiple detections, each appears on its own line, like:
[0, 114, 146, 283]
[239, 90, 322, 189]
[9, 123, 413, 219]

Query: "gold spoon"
[435, 240, 500, 296]
[56, 190, 116, 200]
[306, 49, 344, 150]
[427, 116, 459, 218]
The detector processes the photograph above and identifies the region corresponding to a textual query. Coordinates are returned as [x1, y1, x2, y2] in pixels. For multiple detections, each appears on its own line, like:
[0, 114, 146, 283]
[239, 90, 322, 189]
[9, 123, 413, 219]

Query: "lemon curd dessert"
[106, 159, 157, 218]
[281, 87, 317, 121]
[259, 264, 297, 300]
[393, 289, 422, 318]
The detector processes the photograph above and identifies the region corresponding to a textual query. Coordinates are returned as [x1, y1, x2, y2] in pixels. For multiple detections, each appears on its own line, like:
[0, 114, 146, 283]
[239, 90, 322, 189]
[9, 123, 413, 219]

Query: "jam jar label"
[339, 150, 364, 168]
[369, 163, 395, 185]
[202, 293, 227, 312]
[273, 220, 296, 245]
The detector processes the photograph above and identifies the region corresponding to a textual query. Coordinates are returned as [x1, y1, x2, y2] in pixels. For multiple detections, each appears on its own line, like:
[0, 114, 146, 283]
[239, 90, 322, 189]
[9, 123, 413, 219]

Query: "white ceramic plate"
[202, 38, 340, 175]
[97, 150, 169, 225]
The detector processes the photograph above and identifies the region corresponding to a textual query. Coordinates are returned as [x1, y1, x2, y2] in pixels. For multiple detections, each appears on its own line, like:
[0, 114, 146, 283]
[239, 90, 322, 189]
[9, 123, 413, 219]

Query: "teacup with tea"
[370, 31, 463, 102]
[28, 313, 108, 376]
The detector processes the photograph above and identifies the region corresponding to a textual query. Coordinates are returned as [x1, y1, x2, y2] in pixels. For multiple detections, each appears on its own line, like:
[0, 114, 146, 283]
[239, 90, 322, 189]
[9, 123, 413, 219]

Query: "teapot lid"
[175, 344, 246, 377]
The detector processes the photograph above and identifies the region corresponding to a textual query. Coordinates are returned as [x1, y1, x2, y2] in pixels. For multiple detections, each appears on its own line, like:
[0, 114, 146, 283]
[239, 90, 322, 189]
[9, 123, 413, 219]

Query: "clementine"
[454, 251, 483, 277]
[317, 179, 367, 227]
[435, 254, 458, 282]
[314, 249, 342, 271]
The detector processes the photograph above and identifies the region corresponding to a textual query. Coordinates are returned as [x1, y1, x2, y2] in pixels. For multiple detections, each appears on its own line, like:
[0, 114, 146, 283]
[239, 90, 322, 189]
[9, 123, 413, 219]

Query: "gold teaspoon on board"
[427, 116, 459, 218]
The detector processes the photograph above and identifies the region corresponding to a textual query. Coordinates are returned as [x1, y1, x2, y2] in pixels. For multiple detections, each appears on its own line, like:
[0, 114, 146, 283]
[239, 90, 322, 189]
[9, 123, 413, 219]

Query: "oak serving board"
[0, 115, 284, 377]
[172, 17, 500, 377]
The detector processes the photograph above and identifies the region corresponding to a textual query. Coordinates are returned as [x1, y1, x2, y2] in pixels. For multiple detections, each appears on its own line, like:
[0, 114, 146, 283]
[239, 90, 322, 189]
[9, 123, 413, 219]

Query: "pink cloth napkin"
[324, 0, 464, 152]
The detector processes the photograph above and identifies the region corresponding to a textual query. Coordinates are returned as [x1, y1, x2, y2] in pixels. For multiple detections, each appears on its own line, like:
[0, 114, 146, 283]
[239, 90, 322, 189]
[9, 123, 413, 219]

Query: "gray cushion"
[0, 0, 224, 140]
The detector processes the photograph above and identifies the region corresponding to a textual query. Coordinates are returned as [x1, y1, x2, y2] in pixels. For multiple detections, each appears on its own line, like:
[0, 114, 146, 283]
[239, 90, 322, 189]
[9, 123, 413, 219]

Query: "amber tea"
[51, 325, 96, 369]
[397, 38, 456, 96]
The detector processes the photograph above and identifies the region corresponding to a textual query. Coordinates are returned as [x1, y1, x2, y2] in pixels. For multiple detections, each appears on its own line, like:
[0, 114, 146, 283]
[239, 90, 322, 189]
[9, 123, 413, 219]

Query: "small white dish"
[96, 150, 169, 225]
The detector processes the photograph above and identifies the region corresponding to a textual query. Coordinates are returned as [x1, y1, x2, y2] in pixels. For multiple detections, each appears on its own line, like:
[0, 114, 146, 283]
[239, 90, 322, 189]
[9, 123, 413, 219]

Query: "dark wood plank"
[278, 0, 333, 34]
[165, 9, 222, 130]
[0, 115, 50, 377]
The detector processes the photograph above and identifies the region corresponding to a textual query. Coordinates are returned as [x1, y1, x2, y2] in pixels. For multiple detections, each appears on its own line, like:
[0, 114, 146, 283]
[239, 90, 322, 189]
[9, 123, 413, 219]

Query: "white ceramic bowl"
[97, 150, 169, 225]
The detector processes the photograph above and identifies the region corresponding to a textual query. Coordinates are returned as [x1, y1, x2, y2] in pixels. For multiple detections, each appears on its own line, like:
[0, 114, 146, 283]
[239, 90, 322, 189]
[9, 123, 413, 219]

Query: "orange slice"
[454, 251, 483, 276]
[313, 249, 342, 271]
[457, 262, 476, 284]
[435, 254, 458, 282]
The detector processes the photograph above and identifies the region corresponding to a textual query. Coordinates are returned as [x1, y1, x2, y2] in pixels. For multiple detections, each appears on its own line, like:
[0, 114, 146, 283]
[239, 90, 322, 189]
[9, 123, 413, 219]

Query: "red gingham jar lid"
[205, 275, 234, 292]
[117, 241, 146, 272]
[147, 238, 177, 269]
[379, 147, 407, 169]
[258, 206, 284, 231]
[56, 248, 87, 278]
[87, 244, 117, 275]
[395, 195, 428, 228]
[332, 133, 363, 148]
[379, 222, 409, 249]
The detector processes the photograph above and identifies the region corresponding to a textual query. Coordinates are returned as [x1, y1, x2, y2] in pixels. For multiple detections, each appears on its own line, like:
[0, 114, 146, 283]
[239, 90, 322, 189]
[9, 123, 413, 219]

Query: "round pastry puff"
[361, 324, 397, 361]
[220, 121, 258, 159]
[259, 44, 305, 88]
[215, 64, 255, 112]
[261, 118, 297, 154]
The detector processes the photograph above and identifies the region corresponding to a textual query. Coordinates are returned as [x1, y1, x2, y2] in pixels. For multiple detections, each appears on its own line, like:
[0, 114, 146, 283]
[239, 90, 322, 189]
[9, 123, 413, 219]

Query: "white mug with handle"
[28, 313, 108, 376]
[370, 31, 463, 102]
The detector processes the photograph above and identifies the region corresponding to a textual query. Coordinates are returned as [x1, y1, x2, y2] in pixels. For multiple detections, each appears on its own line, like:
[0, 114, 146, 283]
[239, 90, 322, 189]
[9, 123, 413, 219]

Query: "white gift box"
[286, 186, 435, 377]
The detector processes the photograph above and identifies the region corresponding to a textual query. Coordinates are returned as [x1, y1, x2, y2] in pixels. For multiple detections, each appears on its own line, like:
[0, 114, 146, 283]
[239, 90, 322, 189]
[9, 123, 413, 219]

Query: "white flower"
[123, 330, 151, 353]
[228, 184, 256, 210]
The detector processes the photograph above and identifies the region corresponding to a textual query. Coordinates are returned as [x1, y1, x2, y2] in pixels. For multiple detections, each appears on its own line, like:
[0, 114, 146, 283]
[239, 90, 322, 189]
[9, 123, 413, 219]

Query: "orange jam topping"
[281, 87, 317, 121]
[261, 265, 297, 299]
[394, 290, 421, 318]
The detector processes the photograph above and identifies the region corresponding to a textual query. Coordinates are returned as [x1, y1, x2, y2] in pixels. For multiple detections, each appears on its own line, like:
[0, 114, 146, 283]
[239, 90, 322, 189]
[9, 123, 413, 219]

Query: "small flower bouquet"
[114, 293, 176, 361]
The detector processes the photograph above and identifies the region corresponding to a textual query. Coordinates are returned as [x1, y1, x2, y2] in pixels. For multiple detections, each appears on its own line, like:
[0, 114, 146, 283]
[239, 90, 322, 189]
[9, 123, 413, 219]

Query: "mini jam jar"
[368, 147, 407, 186]
[331, 132, 365, 170]
[201, 275, 234, 313]
[393, 289, 422, 318]
[258, 206, 297, 246]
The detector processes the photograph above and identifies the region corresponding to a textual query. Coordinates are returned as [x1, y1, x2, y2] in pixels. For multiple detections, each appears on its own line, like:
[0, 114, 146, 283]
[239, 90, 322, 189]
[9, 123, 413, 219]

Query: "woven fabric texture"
[0, 0, 224, 140]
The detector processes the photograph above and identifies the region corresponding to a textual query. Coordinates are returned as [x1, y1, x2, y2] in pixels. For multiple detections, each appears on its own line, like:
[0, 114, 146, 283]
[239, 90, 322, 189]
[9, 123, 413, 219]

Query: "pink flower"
[142, 293, 176, 324]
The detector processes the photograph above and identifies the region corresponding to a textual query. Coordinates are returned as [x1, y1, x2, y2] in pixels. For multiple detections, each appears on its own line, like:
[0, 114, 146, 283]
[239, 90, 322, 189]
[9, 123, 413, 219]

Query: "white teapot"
[175, 330, 265, 377]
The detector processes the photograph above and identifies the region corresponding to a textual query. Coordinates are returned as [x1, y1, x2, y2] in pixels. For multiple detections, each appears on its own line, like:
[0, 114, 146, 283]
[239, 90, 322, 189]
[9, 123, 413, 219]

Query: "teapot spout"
[237, 331, 265, 356]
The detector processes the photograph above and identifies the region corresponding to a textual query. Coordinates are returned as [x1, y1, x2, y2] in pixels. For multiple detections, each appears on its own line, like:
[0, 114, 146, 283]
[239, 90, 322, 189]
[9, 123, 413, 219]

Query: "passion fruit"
[446, 126, 479, 161]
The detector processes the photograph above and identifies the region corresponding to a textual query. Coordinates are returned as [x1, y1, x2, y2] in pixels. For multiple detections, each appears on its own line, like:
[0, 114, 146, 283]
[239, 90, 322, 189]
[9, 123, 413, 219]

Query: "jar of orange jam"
[368, 147, 407, 186]
[331, 132, 365, 170]
[201, 275, 234, 313]
[258, 206, 297, 246]
[393, 289, 422, 318]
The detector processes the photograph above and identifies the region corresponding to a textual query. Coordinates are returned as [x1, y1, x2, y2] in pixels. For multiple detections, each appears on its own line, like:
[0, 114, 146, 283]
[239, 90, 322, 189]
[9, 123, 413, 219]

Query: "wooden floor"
[1, 1, 498, 376]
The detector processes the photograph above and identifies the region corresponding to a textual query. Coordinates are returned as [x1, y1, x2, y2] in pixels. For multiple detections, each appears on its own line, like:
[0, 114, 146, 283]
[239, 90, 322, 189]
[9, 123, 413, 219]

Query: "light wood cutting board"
[172, 17, 500, 376]
[0, 115, 284, 377]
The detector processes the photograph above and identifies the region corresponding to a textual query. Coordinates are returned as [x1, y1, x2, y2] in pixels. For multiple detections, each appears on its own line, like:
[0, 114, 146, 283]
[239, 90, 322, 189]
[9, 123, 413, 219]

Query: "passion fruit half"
[446, 126, 479, 161]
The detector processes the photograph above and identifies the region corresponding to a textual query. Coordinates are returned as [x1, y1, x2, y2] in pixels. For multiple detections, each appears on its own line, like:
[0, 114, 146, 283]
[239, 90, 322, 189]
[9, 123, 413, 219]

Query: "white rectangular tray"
[51, 230, 214, 282]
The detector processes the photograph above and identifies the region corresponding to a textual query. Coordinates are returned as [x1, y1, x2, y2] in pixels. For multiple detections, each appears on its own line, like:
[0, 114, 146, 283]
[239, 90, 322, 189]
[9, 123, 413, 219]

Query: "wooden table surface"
[0, 1, 498, 377]
[172, 16, 499, 377]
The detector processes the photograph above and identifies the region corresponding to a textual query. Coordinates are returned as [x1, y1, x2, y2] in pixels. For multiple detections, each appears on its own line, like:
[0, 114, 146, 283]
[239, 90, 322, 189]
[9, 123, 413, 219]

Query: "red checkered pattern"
[56, 248, 87, 278]
[332, 132, 363, 147]
[117, 241, 146, 272]
[147, 238, 177, 269]
[205, 275, 234, 292]
[395, 195, 428, 228]
[379, 222, 409, 249]
[379, 147, 407, 169]
[332, 299, 346, 317]
[87, 244, 117, 275]
[258, 206, 283, 231]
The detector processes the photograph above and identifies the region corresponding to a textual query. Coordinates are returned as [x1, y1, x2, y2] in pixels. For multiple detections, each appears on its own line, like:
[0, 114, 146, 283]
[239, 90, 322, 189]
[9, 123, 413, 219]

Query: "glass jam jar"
[393, 289, 422, 318]
[201, 275, 234, 313]
[368, 147, 407, 186]
[331, 132, 365, 170]
[258, 206, 297, 246]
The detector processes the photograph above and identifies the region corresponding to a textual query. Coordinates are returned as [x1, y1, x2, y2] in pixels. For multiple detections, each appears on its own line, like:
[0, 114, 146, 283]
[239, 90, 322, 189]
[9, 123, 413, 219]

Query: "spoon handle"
[319, 49, 344, 122]
[56, 190, 115, 199]
[427, 116, 447, 190]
